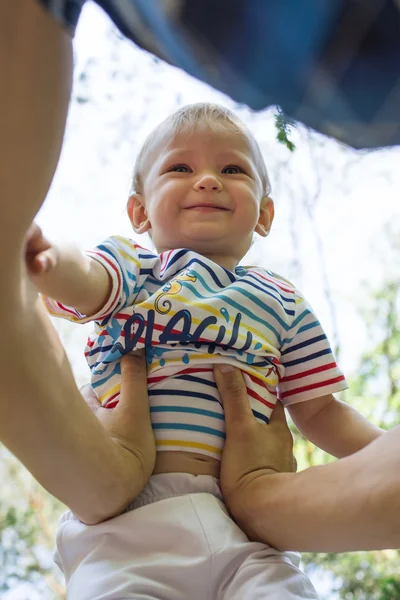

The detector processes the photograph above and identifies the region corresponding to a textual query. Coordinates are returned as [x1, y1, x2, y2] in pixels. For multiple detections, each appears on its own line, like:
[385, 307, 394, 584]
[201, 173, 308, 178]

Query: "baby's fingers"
[25, 223, 51, 251]
[28, 248, 58, 275]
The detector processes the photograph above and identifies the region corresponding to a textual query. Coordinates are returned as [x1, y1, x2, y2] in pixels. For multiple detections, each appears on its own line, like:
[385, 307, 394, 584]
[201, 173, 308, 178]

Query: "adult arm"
[2, 304, 155, 525]
[214, 365, 400, 552]
[0, 1, 155, 525]
[0, 0, 72, 252]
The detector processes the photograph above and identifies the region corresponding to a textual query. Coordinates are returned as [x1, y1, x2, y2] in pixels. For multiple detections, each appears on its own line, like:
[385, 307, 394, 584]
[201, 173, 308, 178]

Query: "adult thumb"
[268, 400, 288, 426]
[213, 364, 254, 428]
[80, 383, 101, 414]
[117, 351, 149, 419]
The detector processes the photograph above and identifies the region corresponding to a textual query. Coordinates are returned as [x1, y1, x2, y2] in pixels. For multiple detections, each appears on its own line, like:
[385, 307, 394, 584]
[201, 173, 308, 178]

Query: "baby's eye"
[222, 165, 243, 174]
[169, 164, 191, 173]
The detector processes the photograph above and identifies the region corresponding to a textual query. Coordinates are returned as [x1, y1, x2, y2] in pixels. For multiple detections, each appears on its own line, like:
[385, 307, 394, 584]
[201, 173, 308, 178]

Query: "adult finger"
[269, 400, 289, 427]
[214, 364, 255, 427]
[269, 401, 297, 471]
[80, 383, 100, 414]
[117, 351, 149, 419]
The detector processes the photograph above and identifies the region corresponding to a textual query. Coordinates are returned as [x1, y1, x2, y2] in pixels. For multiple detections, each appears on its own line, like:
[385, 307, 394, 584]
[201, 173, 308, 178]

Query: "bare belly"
[153, 451, 220, 478]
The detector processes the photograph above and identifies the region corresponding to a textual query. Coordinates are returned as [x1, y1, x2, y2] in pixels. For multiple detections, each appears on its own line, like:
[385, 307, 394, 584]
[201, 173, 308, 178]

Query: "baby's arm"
[26, 223, 111, 316]
[288, 395, 384, 458]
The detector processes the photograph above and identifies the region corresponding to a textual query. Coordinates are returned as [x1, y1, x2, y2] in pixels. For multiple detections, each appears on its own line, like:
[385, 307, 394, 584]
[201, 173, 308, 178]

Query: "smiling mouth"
[185, 205, 228, 212]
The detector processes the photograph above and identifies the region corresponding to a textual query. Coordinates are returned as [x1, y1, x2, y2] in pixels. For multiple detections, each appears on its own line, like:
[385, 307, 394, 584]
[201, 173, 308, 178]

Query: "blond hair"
[131, 103, 271, 196]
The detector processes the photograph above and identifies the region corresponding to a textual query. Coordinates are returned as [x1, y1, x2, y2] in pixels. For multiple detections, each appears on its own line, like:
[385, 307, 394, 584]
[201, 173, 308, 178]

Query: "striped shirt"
[44, 236, 348, 459]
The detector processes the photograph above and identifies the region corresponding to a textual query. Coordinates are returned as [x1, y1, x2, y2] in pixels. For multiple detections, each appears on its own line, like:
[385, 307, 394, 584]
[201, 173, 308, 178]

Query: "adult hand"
[214, 364, 296, 540]
[81, 352, 156, 493]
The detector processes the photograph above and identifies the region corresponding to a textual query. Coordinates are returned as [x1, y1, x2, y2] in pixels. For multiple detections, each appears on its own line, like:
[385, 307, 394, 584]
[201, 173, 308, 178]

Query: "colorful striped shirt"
[44, 236, 348, 459]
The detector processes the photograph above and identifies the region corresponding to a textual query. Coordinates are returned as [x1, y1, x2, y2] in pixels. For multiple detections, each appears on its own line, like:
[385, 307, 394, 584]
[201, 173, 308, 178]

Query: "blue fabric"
[38, 0, 400, 148]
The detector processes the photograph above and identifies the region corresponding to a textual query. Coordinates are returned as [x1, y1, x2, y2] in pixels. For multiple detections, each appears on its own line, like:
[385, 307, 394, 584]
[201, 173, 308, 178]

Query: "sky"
[15, 2, 400, 598]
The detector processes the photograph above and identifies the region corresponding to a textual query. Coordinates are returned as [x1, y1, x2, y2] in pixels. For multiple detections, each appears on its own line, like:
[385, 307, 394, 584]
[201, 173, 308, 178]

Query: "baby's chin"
[154, 235, 227, 253]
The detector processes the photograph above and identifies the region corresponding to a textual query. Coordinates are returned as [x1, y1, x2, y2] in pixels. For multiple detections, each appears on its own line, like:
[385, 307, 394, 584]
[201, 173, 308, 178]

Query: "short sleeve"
[42, 235, 140, 324]
[278, 292, 348, 405]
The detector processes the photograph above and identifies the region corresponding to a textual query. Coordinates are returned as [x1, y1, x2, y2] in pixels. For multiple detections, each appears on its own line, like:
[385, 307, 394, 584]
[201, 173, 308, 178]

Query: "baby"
[29, 103, 381, 599]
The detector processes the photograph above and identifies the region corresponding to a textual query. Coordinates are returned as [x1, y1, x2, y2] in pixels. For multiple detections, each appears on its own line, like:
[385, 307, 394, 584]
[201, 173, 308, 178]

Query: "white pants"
[54, 473, 318, 599]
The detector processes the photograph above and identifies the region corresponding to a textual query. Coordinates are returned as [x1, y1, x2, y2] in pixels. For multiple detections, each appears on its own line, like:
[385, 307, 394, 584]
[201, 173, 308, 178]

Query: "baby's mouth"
[185, 204, 229, 212]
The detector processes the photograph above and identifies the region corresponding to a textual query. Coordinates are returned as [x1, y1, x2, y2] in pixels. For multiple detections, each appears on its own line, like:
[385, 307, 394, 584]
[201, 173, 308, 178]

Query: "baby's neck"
[179, 249, 240, 271]
[156, 244, 242, 272]
[199, 252, 239, 272]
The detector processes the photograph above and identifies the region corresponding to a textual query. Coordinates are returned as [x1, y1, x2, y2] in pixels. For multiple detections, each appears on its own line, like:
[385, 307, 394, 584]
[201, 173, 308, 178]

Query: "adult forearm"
[234, 427, 400, 552]
[0, 0, 72, 251]
[0, 2, 139, 524]
[1, 298, 144, 524]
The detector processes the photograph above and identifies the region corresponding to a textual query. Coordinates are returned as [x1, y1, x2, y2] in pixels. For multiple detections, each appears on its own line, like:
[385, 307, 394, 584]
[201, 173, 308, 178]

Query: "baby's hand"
[25, 223, 58, 276]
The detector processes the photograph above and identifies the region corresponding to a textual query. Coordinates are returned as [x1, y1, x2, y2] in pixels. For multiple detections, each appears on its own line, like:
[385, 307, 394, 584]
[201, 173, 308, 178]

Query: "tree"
[298, 262, 400, 599]
[0, 448, 66, 599]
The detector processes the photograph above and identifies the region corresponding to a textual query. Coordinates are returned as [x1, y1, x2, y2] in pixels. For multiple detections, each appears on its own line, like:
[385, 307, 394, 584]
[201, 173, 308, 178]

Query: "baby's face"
[132, 126, 272, 264]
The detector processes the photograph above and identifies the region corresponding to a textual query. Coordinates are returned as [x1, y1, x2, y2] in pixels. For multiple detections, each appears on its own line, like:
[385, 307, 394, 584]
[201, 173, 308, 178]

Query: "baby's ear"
[127, 194, 151, 234]
[255, 196, 274, 237]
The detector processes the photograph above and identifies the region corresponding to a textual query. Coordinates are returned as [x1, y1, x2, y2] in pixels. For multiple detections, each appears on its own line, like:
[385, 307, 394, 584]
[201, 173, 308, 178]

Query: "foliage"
[296, 272, 400, 599]
[305, 551, 400, 600]
[275, 107, 296, 152]
[0, 451, 66, 599]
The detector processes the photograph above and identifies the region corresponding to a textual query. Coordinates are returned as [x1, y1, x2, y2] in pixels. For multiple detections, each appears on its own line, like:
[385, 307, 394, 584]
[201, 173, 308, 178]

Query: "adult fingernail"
[216, 364, 235, 373]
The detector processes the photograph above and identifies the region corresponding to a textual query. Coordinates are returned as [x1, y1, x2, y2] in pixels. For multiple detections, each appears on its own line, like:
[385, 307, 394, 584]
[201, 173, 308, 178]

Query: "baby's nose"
[194, 174, 223, 191]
